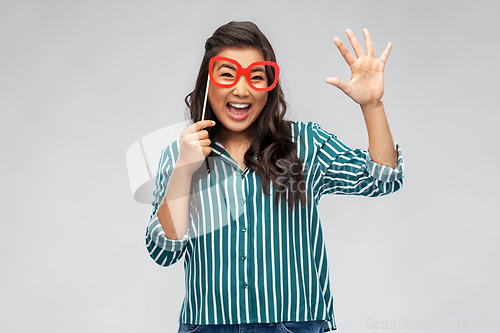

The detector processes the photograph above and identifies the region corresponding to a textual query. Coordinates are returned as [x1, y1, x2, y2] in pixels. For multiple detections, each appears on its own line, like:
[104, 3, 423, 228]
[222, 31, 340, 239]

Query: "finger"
[198, 138, 211, 147]
[189, 120, 216, 133]
[202, 146, 212, 157]
[379, 42, 392, 65]
[363, 28, 375, 57]
[333, 37, 356, 66]
[346, 29, 365, 58]
[325, 77, 350, 95]
[195, 129, 210, 140]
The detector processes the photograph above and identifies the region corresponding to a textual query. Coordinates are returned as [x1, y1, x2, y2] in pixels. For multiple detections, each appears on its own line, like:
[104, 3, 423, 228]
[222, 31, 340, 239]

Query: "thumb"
[326, 77, 349, 94]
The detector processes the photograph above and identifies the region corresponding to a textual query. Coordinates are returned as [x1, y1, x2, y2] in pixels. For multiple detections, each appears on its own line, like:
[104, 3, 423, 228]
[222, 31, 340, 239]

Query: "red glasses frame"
[208, 56, 280, 92]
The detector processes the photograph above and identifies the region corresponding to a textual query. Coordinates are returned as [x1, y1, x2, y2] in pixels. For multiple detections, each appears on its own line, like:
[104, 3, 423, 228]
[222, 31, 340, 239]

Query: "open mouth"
[226, 102, 251, 119]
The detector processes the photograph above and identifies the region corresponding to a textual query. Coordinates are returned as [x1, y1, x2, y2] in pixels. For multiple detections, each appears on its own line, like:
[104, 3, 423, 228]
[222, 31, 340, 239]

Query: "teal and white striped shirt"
[145, 121, 404, 332]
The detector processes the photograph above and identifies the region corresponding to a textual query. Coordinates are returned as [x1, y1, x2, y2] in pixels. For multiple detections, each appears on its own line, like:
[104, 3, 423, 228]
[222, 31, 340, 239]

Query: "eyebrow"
[251, 67, 266, 73]
[217, 63, 237, 71]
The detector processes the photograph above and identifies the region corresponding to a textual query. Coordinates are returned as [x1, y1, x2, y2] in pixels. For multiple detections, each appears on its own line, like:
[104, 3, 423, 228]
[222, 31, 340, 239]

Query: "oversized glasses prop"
[201, 57, 280, 121]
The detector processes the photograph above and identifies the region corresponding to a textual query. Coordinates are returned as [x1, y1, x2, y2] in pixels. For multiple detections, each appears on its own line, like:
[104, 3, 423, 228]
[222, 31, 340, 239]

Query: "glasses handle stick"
[201, 76, 210, 121]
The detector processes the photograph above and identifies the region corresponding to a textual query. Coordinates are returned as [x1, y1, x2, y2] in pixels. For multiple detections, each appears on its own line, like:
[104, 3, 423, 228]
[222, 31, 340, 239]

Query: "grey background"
[1, 0, 499, 332]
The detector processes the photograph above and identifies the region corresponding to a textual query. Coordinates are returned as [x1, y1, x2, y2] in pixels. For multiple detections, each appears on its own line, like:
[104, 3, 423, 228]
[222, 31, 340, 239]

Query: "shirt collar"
[210, 137, 258, 171]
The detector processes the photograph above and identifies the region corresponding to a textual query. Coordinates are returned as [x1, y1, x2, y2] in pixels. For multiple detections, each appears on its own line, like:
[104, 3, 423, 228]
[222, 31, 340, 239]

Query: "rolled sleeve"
[366, 143, 404, 182]
[145, 141, 189, 267]
[309, 122, 404, 200]
[147, 210, 190, 251]
[145, 211, 189, 267]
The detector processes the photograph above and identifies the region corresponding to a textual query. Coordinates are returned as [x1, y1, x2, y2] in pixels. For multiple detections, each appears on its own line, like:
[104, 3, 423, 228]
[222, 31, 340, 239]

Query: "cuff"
[147, 215, 189, 251]
[366, 143, 404, 182]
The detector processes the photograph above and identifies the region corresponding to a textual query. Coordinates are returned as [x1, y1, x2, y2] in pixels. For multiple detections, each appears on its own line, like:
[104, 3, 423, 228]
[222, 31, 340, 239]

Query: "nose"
[232, 75, 250, 96]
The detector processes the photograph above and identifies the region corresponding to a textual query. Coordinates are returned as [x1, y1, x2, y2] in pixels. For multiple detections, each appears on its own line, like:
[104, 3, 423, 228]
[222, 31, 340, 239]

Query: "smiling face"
[208, 47, 269, 142]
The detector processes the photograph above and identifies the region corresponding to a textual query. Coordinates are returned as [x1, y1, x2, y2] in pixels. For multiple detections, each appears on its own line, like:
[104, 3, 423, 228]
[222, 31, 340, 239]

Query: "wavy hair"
[185, 21, 308, 211]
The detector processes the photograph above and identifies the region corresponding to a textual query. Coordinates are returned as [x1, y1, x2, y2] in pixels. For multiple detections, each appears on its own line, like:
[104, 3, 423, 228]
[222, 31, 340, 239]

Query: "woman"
[146, 21, 404, 333]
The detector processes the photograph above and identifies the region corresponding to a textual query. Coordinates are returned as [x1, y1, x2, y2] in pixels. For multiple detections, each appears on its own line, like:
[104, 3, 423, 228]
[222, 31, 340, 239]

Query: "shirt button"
[240, 199, 246, 205]
[241, 254, 246, 260]
[241, 173, 244, 179]
[241, 226, 247, 232]
[243, 282, 247, 288]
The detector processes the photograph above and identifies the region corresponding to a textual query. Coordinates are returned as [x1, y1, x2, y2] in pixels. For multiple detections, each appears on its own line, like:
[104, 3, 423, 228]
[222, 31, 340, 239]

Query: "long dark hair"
[185, 21, 308, 211]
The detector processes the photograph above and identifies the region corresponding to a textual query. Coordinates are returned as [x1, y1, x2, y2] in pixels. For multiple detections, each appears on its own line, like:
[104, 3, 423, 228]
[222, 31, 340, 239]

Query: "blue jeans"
[178, 320, 324, 333]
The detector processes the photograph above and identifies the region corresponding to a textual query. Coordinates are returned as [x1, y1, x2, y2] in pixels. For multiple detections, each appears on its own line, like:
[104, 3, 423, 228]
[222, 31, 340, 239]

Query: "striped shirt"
[145, 120, 404, 332]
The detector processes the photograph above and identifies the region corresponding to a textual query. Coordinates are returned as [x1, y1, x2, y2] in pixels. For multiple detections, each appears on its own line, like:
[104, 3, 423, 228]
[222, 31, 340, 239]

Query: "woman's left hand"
[326, 28, 392, 107]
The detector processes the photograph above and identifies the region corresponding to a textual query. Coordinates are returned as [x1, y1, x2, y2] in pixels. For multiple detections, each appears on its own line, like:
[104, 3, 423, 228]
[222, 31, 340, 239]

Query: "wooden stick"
[201, 76, 210, 121]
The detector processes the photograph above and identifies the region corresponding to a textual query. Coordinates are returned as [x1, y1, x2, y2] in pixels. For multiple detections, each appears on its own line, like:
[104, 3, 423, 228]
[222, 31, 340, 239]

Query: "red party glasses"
[209, 56, 280, 91]
[201, 56, 280, 120]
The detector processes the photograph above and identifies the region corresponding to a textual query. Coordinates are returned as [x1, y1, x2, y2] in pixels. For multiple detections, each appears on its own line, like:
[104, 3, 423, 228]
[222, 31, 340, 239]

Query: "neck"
[219, 127, 253, 149]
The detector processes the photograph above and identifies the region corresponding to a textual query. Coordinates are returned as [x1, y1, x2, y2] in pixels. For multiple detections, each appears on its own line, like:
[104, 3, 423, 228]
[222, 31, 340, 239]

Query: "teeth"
[229, 103, 249, 108]
[228, 108, 249, 116]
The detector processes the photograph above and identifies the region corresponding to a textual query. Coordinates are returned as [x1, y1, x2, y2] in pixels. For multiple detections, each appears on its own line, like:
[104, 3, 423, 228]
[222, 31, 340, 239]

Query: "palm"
[348, 56, 385, 105]
[326, 28, 392, 106]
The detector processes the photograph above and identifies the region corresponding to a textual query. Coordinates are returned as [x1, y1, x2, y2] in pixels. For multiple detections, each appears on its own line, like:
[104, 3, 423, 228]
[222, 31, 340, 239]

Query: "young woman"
[146, 21, 404, 333]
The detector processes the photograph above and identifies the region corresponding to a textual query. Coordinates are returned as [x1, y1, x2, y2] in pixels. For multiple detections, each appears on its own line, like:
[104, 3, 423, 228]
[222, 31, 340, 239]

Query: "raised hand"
[326, 28, 392, 107]
[175, 120, 215, 176]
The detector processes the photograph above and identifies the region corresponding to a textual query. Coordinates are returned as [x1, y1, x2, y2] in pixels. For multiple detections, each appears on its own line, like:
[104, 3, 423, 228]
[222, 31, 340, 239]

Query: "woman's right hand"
[174, 120, 216, 176]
